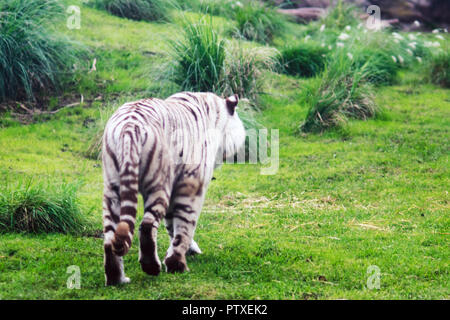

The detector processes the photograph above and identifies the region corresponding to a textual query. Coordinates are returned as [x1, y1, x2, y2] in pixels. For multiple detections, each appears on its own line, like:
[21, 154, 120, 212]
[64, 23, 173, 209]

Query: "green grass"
[0, 0, 83, 102]
[321, 0, 358, 30]
[0, 0, 448, 299]
[300, 50, 377, 132]
[222, 44, 279, 102]
[425, 51, 450, 88]
[168, 15, 279, 101]
[0, 179, 92, 235]
[173, 0, 236, 17]
[89, 0, 171, 22]
[170, 16, 226, 93]
[352, 47, 399, 85]
[280, 42, 328, 78]
[232, 1, 286, 44]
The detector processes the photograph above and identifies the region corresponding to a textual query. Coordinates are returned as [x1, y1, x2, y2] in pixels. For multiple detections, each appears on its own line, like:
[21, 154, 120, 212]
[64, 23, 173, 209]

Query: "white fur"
[216, 97, 246, 165]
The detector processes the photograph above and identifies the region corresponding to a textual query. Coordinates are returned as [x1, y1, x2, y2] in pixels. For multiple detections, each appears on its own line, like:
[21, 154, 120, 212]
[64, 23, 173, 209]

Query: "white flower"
[394, 39, 400, 44]
[398, 55, 404, 64]
[413, 20, 420, 27]
[321, 42, 326, 47]
[408, 34, 417, 40]
[432, 29, 440, 34]
[338, 33, 350, 40]
[445, 28, 448, 33]
[357, 23, 362, 29]
[320, 24, 325, 32]
[304, 35, 311, 42]
[235, 1, 243, 8]
[392, 32, 404, 40]
[436, 35, 445, 40]
[336, 42, 345, 48]
[391, 56, 397, 63]
[408, 42, 417, 49]
[347, 52, 353, 60]
[425, 41, 441, 48]
[328, 45, 333, 50]
[406, 48, 413, 56]
[345, 25, 351, 31]
[416, 57, 422, 63]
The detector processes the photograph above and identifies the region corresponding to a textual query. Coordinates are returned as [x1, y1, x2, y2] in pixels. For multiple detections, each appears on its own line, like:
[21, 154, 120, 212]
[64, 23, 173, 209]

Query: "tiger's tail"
[111, 124, 141, 256]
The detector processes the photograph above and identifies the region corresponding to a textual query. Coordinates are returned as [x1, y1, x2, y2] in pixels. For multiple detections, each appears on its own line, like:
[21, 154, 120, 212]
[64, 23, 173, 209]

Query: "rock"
[278, 7, 326, 22]
[362, 0, 449, 27]
[363, 0, 423, 23]
[274, 0, 449, 28]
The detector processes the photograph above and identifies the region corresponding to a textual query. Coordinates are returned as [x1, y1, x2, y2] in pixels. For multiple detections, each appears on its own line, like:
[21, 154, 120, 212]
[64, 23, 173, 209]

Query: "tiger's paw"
[140, 257, 161, 276]
[105, 276, 130, 286]
[186, 239, 202, 256]
[164, 252, 189, 273]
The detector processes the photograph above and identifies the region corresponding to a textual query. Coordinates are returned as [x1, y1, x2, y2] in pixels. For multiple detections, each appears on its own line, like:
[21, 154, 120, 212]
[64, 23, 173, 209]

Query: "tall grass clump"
[90, 0, 171, 22]
[168, 17, 279, 102]
[350, 30, 435, 84]
[174, 0, 235, 17]
[280, 43, 328, 78]
[170, 17, 226, 92]
[300, 51, 377, 132]
[321, 0, 357, 30]
[0, 0, 82, 102]
[0, 180, 92, 235]
[85, 102, 120, 160]
[233, 1, 286, 43]
[424, 51, 449, 88]
[352, 47, 399, 85]
[222, 45, 279, 102]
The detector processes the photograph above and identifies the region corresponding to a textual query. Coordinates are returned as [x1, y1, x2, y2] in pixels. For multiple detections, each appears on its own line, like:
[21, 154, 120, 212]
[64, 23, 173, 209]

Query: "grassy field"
[0, 1, 449, 299]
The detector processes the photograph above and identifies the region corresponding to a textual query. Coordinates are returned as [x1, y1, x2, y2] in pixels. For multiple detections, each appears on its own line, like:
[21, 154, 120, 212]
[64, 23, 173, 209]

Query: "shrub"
[352, 47, 399, 85]
[85, 128, 106, 161]
[410, 40, 431, 61]
[300, 51, 377, 132]
[0, 0, 82, 102]
[425, 51, 449, 88]
[170, 17, 226, 92]
[169, 17, 279, 102]
[222, 45, 279, 102]
[233, 1, 286, 43]
[172, 0, 197, 10]
[321, 0, 358, 30]
[0, 180, 92, 235]
[233, 98, 264, 162]
[90, 0, 170, 22]
[174, 0, 235, 17]
[85, 103, 119, 160]
[280, 43, 328, 78]
[351, 30, 436, 82]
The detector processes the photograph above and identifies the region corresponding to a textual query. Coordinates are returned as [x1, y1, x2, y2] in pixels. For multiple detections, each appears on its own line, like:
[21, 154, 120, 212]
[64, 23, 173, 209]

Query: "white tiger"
[102, 92, 245, 285]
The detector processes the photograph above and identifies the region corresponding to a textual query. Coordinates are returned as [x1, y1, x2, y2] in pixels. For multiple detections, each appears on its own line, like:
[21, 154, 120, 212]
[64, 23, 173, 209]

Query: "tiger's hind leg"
[103, 183, 130, 286]
[164, 177, 205, 273]
[139, 187, 170, 276]
[165, 217, 202, 256]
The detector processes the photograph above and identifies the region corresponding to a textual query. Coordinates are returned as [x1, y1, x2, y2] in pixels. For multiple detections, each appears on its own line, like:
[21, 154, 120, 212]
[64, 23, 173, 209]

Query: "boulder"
[274, 0, 449, 28]
[278, 7, 326, 22]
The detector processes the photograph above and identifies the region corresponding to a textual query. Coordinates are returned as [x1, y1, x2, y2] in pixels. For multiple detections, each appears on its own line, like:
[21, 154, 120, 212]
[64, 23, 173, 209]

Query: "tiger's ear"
[226, 94, 239, 115]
